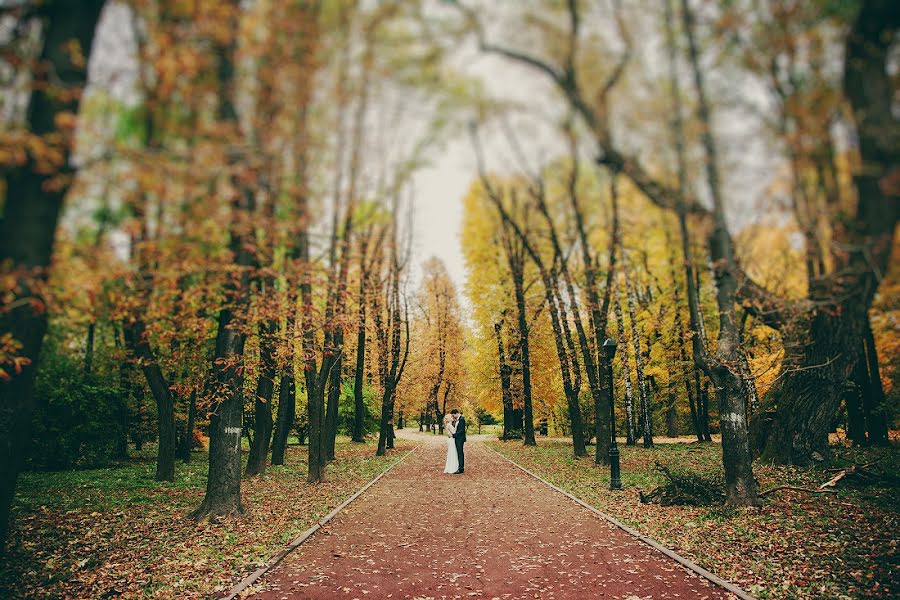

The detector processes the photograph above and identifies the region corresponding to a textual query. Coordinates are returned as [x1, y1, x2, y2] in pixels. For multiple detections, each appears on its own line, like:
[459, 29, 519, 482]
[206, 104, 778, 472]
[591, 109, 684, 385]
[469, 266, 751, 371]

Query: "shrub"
[475, 406, 498, 425]
[639, 462, 726, 506]
[30, 350, 130, 470]
[338, 382, 379, 437]
[500, 429, 523, 441]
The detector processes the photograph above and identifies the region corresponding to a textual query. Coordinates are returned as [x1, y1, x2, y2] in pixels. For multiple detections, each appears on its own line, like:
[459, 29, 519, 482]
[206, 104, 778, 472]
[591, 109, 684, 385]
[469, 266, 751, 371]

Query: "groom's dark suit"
[453, 415, 466, 473]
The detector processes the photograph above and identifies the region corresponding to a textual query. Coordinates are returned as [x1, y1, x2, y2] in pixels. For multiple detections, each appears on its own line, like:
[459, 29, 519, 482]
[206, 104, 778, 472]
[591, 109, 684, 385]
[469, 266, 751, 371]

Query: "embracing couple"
[442, 409, 466, 474]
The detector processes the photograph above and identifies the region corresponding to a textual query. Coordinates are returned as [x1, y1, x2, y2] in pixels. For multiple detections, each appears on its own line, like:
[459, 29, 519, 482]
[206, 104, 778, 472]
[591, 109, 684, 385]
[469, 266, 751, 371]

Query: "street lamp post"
[603, 338, 622, 490]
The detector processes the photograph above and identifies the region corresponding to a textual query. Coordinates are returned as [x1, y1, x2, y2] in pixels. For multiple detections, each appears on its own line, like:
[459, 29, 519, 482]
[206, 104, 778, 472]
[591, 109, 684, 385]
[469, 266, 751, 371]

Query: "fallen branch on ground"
[759, 485, 837, 497]
[819, 459, 883, 489]
[761, 458, 894, 497]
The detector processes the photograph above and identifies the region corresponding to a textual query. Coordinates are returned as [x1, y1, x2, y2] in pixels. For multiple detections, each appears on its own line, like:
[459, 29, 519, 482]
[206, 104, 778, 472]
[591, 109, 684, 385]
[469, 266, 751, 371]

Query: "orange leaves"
[0, 332, 30, 381]
[53, 110, 77, 132]
[0, 129, 71, 174]
[63, 38, 87, 69]
[2, 440, 410, 599]
[0, 132, 29, 168]
[153, 43, 208, 101]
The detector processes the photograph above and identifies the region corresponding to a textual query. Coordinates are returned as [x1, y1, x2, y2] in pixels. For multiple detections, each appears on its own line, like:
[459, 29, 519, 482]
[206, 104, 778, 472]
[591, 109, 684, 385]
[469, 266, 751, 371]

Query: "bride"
[443, 413, 459, 474]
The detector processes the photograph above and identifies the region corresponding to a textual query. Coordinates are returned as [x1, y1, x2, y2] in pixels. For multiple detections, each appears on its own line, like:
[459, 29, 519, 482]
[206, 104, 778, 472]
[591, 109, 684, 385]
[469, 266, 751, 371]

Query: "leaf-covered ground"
[0, 438, 413, 599]
[249, 438, 731, 599]
[488, 439, 899, 599]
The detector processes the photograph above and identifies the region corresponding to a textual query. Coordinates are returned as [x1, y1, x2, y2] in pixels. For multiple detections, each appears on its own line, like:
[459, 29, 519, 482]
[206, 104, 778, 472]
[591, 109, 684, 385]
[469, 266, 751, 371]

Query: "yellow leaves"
[64, 38, 87, 69]
[736, 220, 807, 299]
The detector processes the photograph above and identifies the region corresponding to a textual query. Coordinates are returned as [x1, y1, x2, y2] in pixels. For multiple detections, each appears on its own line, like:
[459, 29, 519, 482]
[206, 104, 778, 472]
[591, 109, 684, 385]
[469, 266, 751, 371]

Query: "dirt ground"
[246, 438, 738, 599]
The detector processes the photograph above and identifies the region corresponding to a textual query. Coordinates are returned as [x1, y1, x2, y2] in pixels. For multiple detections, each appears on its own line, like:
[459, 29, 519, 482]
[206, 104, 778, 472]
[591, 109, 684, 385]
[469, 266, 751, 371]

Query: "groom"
[451, 408, 466, 474]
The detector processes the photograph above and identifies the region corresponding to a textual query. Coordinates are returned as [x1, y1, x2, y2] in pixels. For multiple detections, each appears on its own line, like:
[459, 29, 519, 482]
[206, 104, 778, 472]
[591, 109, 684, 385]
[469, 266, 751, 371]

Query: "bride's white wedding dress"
[444, 422, 459, 474]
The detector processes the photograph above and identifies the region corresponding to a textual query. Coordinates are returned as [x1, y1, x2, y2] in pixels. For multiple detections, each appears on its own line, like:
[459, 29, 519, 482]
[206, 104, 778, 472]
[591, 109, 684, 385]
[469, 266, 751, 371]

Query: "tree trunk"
[665, 394, 678, 438]
[559, 298, 587, 458]
[623, 258, 653, 448]
[270, 1, 319, 467]
[511, 270, 536, 446]
[179, 389, 197, 463]
[666, 222, 701, 442]
[760, 0, 898, 464]
[271, 371, 295, 465]
[0, 0, 105, 553]
[192, 6, 251, 517]
[376, 386, 395, 455]
[246, 322, 277, 476]
[299, 187, 328, 482]
[352, 269, 368, 443]
[271, 314, 296, 466]
[665, 383, 679, 438]
[590, 178, 619, 463]
[376, 218, 410, 456]
[760, 308, 866, 463]
[194, 244, 251, 517]
[613, 279, 637, 445]
[84, 322, 96, 375]
[387, 392, 396, 449]
[195, 350, 246, 520]
[681, 0, 757, 505]
[495, 322, 515, 439]
[699, 376, 712, 441]
[532, 185, 602, 460]
[845, 366, 867, 446]
[663, 0, 716, 449]
[686, 380, 702, 442]
[862, 316, 889, 445]
[123, 319, 176, 482]
[324, 350, 342, 461]
[304, 344, 327, 482]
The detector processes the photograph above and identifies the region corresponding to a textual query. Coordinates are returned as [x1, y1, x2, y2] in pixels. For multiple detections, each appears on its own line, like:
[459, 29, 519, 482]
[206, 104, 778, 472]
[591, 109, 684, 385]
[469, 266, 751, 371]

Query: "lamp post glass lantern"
[602, 338, 622, 490]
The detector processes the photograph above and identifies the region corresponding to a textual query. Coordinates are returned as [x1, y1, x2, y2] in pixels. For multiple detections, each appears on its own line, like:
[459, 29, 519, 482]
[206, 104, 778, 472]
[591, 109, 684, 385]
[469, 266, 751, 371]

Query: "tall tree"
[351, 224, 383, 443]
[494, 320, 517, 436]
[0, 0, 106, 551]
[375, 200, 411, 456]
[474, 166, 587, 458]
[758, 0, 899, 463]
[613, 273, 637, 445]
[497, 202, 536, 445]
[415, 257, 464, 435]
[677, 0, 757, 504]
[452, 0, 758, 503]
[622, 250, 653, 448]
[270, 0, 322, 467]
[192, 0, 251, 520]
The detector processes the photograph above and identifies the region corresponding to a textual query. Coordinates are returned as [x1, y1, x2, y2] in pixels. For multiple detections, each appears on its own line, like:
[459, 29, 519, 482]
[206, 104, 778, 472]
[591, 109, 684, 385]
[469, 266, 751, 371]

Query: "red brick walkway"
[247, 438, 736, 599]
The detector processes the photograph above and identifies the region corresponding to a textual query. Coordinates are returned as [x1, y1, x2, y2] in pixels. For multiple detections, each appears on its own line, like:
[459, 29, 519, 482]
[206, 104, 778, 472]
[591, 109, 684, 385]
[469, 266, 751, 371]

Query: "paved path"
[248, 439, 735, 599]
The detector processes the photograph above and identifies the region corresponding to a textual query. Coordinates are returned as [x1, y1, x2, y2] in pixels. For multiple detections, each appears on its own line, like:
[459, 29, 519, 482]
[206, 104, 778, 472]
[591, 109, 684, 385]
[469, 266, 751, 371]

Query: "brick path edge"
[218, 446, 419, 600]
[484, 443, 757, 600]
